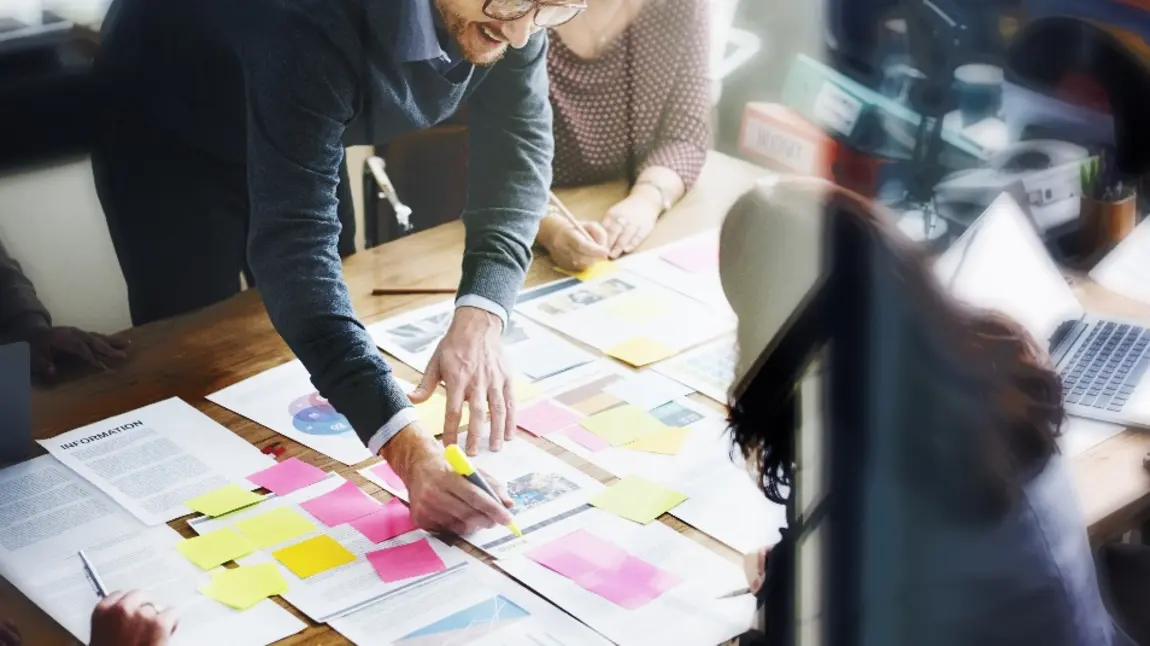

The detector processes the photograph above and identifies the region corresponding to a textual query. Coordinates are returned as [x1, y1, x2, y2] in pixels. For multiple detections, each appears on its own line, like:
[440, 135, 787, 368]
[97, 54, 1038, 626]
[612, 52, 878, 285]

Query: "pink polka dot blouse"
[547, 0, 711, 190]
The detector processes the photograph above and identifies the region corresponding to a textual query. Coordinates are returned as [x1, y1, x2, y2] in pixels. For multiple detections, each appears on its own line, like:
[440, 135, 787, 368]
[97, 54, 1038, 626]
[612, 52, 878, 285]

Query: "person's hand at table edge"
[90, 590, 179, 646]
[380, 423, 514, 535]
[409, 305, 516, 455]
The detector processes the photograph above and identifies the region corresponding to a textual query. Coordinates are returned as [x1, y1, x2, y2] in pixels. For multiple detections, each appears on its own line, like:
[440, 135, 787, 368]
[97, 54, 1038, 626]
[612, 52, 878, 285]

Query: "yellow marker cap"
[444, 444, 476, 476]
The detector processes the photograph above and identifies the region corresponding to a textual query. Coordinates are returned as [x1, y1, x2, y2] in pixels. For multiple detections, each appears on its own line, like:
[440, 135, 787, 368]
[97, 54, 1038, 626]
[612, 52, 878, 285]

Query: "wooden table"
[4, 152, 1149, 643]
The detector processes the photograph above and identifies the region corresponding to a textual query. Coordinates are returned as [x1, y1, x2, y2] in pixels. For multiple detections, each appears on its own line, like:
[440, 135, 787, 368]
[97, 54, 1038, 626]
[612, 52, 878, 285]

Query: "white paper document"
[330, 557, 612, 646]
[532, 364, 783, 554]
[190, 475, 470, 623]
[367, 300, 597, 379]
[515, 272, 733, 354]
[0, 457, 304, 646]
[495, 514, 754, 646]
[1090, 217, 1150, 306]
[1059, 415, 1127, 458]
[620, 229, 733, 313]
[37, 398, 274, 525]
[362, 436, 606, 558]
[207, 360, 374, 466]
[652, 333, 738, 404]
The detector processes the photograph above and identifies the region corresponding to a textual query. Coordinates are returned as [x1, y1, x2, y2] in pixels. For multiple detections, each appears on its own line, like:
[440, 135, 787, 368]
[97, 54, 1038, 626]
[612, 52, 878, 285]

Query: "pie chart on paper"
[289, 392, 352, 436]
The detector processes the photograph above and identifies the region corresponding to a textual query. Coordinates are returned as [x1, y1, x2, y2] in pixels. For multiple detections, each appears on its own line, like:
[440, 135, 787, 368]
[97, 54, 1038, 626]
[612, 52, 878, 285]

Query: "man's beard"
[435, 0, 508, 66]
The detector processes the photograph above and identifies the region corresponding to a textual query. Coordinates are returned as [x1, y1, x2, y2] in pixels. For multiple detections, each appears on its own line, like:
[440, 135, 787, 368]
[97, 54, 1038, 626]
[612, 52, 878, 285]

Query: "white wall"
[0, 158, 130, 333]
[0, 147, 372, 334]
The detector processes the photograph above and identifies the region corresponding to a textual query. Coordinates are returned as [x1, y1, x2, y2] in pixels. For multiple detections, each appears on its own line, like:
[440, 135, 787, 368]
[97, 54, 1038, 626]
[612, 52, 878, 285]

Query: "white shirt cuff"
[366, 407, 421, 456]
[455, 294, 508, 330]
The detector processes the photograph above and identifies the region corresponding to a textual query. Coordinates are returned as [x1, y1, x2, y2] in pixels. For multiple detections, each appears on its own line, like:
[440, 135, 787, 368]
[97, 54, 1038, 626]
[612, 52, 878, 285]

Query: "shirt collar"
[393, 0, 448, 63]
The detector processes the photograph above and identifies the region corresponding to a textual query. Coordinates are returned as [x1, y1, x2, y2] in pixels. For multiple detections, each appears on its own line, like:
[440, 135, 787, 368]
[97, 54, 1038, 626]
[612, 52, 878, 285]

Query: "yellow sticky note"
[625, 427, 690, 455]
[513, 376, 543, 403]
[607, 292, 672, 324]
[556, 260, 619, 282]
[580, 404, 669, 446]
[272, 534, 356, 579]
[187, 484, 263, 518]
[235, 507, 317, 549]
[200, 564, 288, 610]
[415, 392, 470, 435]
[176, 529, 256, 570]
[606, 338, 677, 367]
[589, 475, 688, 524]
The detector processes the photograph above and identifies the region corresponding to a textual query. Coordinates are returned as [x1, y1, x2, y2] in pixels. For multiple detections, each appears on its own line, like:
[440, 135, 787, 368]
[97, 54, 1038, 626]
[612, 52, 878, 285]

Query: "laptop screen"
[934, 193, 1085, 346]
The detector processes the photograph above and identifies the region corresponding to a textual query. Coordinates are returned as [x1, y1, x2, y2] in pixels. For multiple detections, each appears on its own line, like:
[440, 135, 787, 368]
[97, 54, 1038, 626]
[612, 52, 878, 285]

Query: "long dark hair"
[727, 181, 1064, 511]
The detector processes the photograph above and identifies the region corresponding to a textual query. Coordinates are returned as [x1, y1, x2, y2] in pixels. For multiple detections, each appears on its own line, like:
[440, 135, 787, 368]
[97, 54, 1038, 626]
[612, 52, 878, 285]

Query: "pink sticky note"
[526, 531, 679, 609]
[516, 399, 583, 436]
[300, 481, 382, 527]
[350, 499, 417, 543]
[580, 556, 681, 609]
[559, 425, 609, 452]
[247, 458, 328, 496]
[370, 463, 407, 495]
[366, 538, 447, 583]
[661, 242, 718, 274]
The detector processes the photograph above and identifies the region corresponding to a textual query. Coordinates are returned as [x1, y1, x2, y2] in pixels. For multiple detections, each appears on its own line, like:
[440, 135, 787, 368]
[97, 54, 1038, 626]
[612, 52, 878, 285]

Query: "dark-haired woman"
[719, 177, 1131, 646]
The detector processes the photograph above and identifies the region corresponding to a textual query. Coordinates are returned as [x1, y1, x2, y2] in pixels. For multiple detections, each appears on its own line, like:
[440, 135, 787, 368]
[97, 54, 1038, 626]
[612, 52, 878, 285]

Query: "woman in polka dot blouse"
[535, 0, 712, 271]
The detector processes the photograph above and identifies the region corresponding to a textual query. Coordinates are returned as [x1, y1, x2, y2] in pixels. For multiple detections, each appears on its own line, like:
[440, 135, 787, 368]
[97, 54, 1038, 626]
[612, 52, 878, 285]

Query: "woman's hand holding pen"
[90, 591, 179, 646]
[539, 215, 610, 271]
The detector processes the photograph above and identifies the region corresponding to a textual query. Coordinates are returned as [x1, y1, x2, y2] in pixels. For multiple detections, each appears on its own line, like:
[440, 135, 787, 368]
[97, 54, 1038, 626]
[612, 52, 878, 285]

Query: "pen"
[718, 587, 751, 599]
[549, 193, 598, 247]
[443, 444, 522, 537]
[79, 550, 108, 597]
[372, 288, 458, 296]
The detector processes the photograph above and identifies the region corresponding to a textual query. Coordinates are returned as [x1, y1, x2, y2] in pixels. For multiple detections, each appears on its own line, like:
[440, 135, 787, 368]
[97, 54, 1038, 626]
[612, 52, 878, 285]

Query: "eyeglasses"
[482, 0, 588, 28]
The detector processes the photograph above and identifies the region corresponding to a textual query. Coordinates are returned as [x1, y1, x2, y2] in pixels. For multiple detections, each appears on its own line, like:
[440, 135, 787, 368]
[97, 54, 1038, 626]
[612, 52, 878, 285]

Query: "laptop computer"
[0, 341, 31, 465]
[937, 193, 1150, 427]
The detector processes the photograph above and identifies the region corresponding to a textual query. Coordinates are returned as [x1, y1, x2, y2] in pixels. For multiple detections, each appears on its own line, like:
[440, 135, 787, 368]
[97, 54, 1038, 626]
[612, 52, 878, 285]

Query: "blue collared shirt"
[98, 0, 554, 454]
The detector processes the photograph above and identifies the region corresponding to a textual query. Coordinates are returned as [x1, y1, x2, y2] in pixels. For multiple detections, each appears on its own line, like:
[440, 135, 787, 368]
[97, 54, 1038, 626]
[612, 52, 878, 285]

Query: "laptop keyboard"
[1063, 322, 1150, 412]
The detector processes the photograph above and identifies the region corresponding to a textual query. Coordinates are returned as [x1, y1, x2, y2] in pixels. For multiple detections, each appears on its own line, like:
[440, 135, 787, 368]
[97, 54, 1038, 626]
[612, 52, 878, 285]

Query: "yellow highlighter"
[444, 444, 522, 537]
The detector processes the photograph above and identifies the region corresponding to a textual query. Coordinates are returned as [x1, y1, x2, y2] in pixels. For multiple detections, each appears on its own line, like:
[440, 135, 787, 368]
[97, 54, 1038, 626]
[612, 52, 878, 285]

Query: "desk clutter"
[0, 229, 778, 646]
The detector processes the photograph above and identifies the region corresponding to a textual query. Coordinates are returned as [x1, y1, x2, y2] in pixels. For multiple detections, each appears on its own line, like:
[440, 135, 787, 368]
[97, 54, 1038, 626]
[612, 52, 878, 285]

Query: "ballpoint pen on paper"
[443, 444, 522, 538]
[79, 549, 108, 597]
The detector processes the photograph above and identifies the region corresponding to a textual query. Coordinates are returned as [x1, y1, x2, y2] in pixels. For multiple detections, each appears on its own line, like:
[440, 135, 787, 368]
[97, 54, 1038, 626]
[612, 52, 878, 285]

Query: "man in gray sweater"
[92, 0, 585, 535]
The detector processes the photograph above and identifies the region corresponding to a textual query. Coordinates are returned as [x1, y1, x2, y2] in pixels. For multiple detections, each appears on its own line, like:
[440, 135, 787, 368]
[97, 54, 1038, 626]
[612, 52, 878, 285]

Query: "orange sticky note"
[606, 338, 677, 367]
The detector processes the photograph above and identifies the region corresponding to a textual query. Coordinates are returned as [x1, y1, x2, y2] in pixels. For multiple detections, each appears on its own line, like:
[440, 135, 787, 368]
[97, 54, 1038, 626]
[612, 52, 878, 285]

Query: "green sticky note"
[580, 404, 669, 446]
[187, 484, 263, 517]
[589, 475, 687, 524]
[176, 529, 256, 570]
[235, 507, 317, 549]
[200, 564, 289, 611]
[272, 534, 357, 579]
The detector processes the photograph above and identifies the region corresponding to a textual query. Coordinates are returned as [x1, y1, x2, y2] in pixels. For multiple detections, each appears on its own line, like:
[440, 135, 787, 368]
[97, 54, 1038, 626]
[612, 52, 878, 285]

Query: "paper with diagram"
[367, 299, 597, 379]
[361, 435, 607, 558]
[330, 555, 612, 646]
[0, 456, 304, 646]
[495, 514, 754, 646]
[652, 333, 738, 404]
[36, 397, 274, 525]
[207, 360, 374, 466]
[515, 272, 733, 360]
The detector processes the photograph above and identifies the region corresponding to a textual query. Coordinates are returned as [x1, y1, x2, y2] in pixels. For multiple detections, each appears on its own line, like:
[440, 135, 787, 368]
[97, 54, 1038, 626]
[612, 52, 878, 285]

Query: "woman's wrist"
[631, 182, 670, 215]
